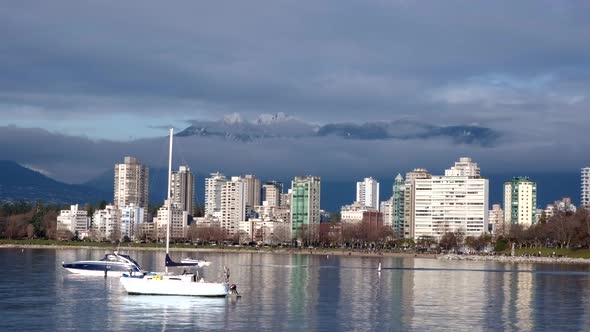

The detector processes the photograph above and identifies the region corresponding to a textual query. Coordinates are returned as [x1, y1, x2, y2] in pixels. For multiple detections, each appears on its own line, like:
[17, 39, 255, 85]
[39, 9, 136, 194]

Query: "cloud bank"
[0, 1, 588, 182]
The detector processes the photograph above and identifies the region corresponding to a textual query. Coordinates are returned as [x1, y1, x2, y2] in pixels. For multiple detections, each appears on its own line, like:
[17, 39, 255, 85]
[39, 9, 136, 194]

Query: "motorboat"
[120, 128, 237, 297]
[181, 258, 211, 267]
[62, 252, 144, 277]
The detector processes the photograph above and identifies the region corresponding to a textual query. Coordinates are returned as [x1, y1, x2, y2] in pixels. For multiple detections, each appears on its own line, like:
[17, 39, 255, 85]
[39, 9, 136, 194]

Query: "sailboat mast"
[165, 128, 173, 273]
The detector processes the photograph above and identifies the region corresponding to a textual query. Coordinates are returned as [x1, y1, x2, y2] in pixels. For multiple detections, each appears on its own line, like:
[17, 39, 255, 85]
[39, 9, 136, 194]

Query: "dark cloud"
[0, 1, 589, 179]
[1, 124, 588, 186]
[0, 0, 589, 124]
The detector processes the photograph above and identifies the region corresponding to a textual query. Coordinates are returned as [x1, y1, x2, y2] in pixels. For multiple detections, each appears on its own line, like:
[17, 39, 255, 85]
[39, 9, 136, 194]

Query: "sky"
[0, 0, 589, 188]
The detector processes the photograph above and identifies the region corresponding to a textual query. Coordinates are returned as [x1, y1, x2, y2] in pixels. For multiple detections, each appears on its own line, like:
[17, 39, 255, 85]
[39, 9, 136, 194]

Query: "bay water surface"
[1, 248, 590, 331]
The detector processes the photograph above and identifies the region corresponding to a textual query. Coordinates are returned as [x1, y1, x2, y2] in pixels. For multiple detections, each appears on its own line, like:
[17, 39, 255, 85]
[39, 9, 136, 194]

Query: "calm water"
[1, 248, 590, 331]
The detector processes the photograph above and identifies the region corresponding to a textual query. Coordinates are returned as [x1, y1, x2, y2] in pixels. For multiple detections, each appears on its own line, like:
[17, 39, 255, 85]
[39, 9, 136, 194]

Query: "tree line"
[2, 199, 590, 253]
[499, 208, 590, 250]
[0, 201, 64, 240]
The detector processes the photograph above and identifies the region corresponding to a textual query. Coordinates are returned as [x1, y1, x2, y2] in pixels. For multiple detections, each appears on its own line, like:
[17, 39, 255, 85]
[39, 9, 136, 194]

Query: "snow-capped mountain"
[317, 119, 500, 146]
[177, 113, 319, 141]
[177, 114, 500, 146]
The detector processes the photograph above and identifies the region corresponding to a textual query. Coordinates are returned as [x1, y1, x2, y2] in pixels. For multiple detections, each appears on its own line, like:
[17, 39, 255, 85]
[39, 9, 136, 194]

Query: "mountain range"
[0, 160, 109, 205]
[177, 114, 501, 147]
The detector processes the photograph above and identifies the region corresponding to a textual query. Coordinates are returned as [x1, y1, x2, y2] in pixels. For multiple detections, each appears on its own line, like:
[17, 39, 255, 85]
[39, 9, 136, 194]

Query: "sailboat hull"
[120, 276, 229, 297]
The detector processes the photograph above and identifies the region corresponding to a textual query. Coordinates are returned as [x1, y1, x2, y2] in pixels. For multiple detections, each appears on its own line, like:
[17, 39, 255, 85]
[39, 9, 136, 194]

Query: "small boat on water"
[62, 252, 144, 277]
[180, 258, 211, 266]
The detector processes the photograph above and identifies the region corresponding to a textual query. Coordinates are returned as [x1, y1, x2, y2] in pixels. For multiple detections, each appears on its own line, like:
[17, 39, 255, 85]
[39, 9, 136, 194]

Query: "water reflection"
[120, 296, 227, 331]
[3, 248, 590, 331]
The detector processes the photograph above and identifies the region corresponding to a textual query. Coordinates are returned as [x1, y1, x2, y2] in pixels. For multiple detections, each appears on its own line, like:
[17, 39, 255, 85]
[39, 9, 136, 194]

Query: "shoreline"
[439, 253, 590, 265]
[0, 244, 436, 259]
[5, 243, 590, 264]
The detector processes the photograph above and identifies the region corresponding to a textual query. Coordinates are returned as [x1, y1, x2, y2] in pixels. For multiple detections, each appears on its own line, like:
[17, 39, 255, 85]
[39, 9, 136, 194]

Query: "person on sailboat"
[223, 266, 230, 283]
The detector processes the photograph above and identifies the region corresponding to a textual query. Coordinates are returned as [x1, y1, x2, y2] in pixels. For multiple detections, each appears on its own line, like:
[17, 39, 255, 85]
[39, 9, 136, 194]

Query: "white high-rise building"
[403, 168, 432, 239]
[155, 199, 189, 239]
[380, 198, 394, 227]
[582, 167, 590, 208]
[93, 204, 121, 241]
[57, 204, 90, 238]
[413, 158, 488, 240]
[445, 157, 481, 177]
[114, 157, 149, 211]
[170, 166, 195, 215]
[205, 172, 228, 218]
[356, 177, 380, 210]
[504, 177, 537, 228]
[220, 176, 246, 235]
[414, 176, 489, 240]
[119, 204, 144, 240]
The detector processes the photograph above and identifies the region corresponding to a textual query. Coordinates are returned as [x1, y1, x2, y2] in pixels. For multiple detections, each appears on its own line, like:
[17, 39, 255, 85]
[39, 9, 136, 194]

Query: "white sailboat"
[120, 128, 234, 297]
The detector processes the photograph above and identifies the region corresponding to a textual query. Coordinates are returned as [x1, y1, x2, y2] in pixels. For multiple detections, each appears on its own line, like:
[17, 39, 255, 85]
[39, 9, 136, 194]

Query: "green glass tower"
[392, 173, 405, 237]
[290, 176, 321, 240]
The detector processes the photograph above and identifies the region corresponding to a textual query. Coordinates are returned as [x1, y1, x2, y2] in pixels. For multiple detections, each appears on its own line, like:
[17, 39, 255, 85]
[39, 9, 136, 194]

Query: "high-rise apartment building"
[412, 158, 488, 240]
[444, 157, 481, 177]
[242, 174, 261, 210]
[414, 176, 489, 240]
[380, 198, 394, 227]
[504, 177, 537, 227]
[290, 176, 321, 239]
[403, 168, 432, 239]
[220, 176, 246, 235]
[356, 177, 380, 210]
[205, 172, 228, 217]
[170, 166, 195, 215]
[392, 174, 405, 236]
[582, 167, 590, 208]
[114, 156, 149, 210]
[262, 181, 283, 207]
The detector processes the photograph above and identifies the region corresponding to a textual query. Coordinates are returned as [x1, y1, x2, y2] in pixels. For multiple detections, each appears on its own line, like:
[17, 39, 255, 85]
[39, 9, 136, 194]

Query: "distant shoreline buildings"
[55, 156, 590, 244]
[375, 157, 488, 241]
